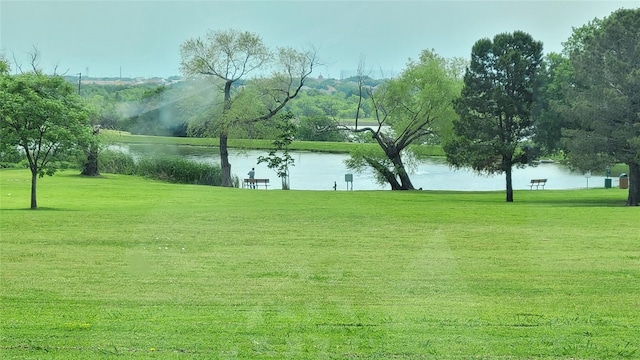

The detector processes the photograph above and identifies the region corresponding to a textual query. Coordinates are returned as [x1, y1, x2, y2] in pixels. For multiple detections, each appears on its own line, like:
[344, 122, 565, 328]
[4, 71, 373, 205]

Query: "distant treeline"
[75, 76, 384, 141]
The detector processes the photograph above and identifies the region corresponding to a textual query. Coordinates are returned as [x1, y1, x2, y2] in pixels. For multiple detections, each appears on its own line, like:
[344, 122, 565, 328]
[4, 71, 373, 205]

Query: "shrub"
[136, 155, 221, 186]
[0, 147, 24, 167]
[99, 150, 137, 175]
[98, 150, 221, 186]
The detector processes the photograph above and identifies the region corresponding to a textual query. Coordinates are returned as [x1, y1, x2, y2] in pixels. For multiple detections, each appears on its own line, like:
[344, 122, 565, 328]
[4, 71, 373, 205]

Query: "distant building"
[340, 69, 396, 80]
[68, 76, 182, 86]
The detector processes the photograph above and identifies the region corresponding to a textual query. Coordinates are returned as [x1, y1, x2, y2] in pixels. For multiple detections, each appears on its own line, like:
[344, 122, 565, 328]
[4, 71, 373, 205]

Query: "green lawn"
[1, 169, 638, 359]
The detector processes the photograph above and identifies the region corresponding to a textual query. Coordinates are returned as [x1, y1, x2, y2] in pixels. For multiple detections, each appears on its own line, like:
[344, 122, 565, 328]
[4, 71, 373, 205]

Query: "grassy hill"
[100, 130, 446, 157]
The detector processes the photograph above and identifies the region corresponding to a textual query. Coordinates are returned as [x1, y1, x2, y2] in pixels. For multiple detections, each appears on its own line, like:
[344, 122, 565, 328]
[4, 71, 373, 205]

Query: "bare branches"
[179, 28, 319, 187]
[355, 55, 368, 129]
[250, 47, 319, 123]
[11, 52, 23, 74]
[10, 46, 63, 75]
[28, 45, 40, 72]
[180, 30, 270, 83]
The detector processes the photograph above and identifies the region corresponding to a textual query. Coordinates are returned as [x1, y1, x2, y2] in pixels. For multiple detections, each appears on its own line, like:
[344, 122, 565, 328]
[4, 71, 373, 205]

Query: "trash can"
[604, 178, 612, 189]
[619, 173, 628, 189]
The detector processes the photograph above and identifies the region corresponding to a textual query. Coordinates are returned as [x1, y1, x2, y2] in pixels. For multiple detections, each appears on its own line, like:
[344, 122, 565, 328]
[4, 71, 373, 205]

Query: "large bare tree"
[180, 29, 317, 186]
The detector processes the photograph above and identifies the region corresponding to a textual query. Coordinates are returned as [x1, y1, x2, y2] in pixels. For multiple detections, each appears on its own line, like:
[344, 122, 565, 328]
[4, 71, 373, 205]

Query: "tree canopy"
[180, 29, 317, 186]
[257, 112, 296, 190]
[0, 71, 92, 208]
[533, 52, 574, 155]
[346, 50, 462, 190]
[561, 8, 640, 205]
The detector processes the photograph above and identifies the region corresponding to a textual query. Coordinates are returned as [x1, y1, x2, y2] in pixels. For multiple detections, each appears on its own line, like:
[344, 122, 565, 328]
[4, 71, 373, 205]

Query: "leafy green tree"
[297, 115, 345, 142]
[287, 91, 340, 118]
[0, 72, 92, 208]
[180, 29, 317, 186]
[346, 50, 461, 190]
[79, 82, 181, 133]
[82, 94, 116, 129]
[121, 86, 189, 137]
[533, 52, 573, 155]
[445, 31, 543, 202]
[257, 112, 296, 190]
[0, 55, 9, 74]
[561, 9, 640, 206]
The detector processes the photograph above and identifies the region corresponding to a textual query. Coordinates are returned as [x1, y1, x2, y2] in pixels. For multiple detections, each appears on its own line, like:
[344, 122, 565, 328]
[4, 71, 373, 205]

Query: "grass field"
[100, 131, 446, 157]
[1, 169, 638, 359]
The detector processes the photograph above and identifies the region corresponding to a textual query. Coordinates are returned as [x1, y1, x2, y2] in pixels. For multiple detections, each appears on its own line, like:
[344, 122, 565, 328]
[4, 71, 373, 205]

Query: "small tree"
[0, 71, 91, 209]
[0, 55, 9, 74]
[445, 31, 543, 202]
[257, 112, 296, 190]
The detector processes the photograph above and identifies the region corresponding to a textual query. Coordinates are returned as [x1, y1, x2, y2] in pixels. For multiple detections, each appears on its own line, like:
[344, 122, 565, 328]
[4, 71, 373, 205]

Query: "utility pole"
[77, 73, 81, 95]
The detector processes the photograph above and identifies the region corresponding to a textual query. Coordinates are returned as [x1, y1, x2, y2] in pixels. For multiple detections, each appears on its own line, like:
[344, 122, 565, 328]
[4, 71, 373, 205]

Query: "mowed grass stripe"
[1, 169, 638, 358]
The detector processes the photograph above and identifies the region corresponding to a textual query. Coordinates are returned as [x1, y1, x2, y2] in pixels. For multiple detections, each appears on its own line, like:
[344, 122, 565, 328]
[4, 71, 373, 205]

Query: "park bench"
[529, 179, 547, 190]
[243, 178, 269, 189]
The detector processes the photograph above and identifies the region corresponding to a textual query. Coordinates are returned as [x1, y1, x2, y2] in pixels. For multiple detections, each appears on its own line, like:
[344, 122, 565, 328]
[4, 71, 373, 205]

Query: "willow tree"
[345, 50, 462, 190]
[445, 31, 543, 202]
[180, 29, 317, 186]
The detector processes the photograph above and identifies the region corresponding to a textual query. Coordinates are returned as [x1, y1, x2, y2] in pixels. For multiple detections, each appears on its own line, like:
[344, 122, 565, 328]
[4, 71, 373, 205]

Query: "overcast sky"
[1, 1, 638, 79]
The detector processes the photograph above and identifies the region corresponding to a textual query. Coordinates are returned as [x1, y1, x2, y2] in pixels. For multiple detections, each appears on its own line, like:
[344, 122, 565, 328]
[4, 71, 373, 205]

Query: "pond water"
[117, 144, 610, 191]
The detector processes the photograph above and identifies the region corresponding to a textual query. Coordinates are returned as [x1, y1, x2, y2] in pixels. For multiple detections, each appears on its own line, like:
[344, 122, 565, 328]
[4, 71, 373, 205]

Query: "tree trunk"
[81, 145, 100, 176]
[219, 80, 233, 187]
[505, 166, 514, 202]
[364, 156, 403, 190]
[30, 169, 38, 209]
[391, 156, 414, 190]
[376, 134, 414, 190]
[626, 161, 639, 206]
[220, 132, 232, 187]
[281, 175, 290, 190]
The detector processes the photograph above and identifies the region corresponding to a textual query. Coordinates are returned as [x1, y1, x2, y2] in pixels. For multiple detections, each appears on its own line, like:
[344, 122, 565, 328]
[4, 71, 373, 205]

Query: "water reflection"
[120, 144, 608, 191]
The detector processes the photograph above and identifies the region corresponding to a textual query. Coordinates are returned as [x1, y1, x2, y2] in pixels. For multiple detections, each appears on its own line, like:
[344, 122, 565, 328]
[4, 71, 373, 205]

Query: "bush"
[136, 155, 221, 186]
[99, 150, 137, 175]
[0, 147, 24, 167]
[1, 147, 80, 170]
[0, 162, 23, 169]
[98, 150, 221, 186]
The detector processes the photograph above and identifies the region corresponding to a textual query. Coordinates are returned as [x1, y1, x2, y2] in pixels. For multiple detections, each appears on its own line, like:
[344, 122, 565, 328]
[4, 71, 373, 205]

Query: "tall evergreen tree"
[445, 31, 543, 202]
[562, 8, 640, 206]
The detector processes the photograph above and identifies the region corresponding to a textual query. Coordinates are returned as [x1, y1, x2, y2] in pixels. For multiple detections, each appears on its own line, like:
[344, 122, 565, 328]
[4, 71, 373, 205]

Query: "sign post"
[345, 173, 353, 191]
[585, 171, 591, 189]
